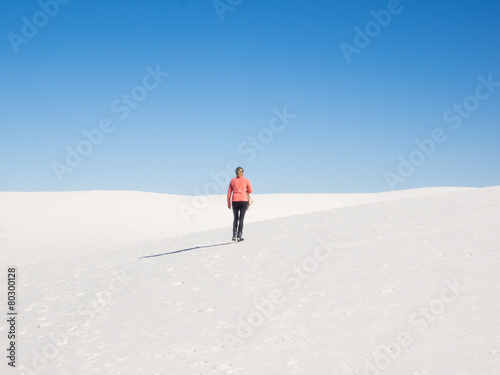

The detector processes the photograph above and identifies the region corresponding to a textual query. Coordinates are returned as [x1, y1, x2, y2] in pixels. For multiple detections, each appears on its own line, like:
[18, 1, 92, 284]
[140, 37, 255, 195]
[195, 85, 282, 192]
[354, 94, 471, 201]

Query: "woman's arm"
[227, 182, 233, 208]
[246, 179, 253, 194]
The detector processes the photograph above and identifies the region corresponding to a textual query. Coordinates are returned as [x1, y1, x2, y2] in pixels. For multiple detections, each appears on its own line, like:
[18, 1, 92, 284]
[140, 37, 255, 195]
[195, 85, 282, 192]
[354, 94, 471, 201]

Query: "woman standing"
[227, 167, 253, 241]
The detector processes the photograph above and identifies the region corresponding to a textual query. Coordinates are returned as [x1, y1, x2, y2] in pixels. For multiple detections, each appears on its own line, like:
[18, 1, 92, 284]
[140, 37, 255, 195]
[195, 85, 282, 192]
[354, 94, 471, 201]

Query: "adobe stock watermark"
[222, 237, 336, 354]
[358, 277, 465, 375]
[384, 73, 500, 190]
[340, 0, 412, 64]
[51, 64, 169, 182]
[7, 0, 71, 54]
[16, 269, 132, 375]
[178, 107, 296, 223]
[213, 0, 242, 21]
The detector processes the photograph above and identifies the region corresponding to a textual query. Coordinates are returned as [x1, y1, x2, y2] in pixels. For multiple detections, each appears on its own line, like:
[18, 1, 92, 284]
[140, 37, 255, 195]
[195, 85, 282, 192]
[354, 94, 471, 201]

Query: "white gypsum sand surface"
[0, 187, 470, 261]
[0, 186, 499, 374]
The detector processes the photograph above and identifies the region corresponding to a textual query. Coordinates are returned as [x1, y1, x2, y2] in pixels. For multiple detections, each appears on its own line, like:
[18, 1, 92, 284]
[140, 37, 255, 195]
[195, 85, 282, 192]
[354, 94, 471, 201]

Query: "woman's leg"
[237, 202, 248, 235]
[232, 202, 240, 233]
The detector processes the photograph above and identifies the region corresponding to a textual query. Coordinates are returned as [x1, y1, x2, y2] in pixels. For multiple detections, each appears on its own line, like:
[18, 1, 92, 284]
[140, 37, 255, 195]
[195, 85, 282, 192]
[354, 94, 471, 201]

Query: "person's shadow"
[140, 242, 233, 259]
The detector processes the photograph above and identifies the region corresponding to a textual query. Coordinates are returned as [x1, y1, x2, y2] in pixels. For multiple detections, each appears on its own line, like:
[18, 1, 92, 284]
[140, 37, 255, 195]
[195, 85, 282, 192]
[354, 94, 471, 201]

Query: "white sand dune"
[0, 187, 471, 259]
[1, 186, 499, 374]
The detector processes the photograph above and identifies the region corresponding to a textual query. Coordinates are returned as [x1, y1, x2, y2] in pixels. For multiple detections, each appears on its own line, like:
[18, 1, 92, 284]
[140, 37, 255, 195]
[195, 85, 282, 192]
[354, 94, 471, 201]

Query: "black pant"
[232, 201, 248, 234]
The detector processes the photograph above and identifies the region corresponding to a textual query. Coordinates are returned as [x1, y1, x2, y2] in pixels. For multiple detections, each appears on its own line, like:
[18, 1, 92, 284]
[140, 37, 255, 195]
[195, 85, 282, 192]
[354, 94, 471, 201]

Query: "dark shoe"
[237, 232, 244, 242]
[232, 230, 237, 241]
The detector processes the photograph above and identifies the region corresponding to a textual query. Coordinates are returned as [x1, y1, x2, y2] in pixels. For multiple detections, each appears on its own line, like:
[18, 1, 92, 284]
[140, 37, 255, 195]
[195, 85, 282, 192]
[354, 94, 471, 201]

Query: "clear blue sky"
[1, 0, 499, 194]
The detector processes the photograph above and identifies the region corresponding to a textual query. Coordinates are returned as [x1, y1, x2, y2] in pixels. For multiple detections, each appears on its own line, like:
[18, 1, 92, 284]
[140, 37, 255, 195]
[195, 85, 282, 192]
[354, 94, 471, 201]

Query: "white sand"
[1, 186, 499, 374]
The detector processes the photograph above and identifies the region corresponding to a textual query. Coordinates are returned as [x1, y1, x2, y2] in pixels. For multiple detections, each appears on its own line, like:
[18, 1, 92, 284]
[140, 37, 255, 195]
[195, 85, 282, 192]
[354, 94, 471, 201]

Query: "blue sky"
[1, 0, 499, 194]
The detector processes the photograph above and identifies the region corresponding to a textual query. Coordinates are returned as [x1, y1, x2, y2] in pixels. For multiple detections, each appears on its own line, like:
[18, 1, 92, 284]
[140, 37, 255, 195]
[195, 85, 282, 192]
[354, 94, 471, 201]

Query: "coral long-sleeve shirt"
[227, 176, 253, 206]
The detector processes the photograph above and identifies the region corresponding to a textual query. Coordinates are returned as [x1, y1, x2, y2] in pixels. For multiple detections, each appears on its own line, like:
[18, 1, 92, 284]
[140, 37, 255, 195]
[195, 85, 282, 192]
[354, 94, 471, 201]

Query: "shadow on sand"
[140, 242, 234, 259]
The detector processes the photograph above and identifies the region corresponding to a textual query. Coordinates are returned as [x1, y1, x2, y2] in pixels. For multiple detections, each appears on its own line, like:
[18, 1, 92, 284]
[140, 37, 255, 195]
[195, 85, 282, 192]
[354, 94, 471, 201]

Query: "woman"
[227, 167, 253, 241]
